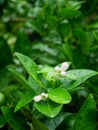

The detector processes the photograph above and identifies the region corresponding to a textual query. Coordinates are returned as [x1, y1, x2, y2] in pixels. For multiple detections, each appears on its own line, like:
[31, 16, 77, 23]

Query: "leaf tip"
[14, 107, 18, 113]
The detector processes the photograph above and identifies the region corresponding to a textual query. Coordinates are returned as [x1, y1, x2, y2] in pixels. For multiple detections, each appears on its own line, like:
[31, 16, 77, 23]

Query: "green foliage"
[5, 53, 98, 129]
[14, 32, 32, 56]
[66, 69, 98, 90]
[48, 87, 71, 104]
[72, 94, 97, 130]
[0, 114, 6, 128]
[34, 100, 62, 118]
[1, 106, 29, 130]
[32, 118, 49, 130]
[0, 0, 98, 129]
[45, 113, 67, 130]
[0, 93, 6, 106]
[0, 36, 12, 69]
[14, 91, 35, 112]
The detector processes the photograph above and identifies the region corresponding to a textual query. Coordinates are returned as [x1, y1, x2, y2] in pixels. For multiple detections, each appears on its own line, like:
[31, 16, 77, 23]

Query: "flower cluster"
[55, 62, 69, 77]
[33, 92, 48, 102]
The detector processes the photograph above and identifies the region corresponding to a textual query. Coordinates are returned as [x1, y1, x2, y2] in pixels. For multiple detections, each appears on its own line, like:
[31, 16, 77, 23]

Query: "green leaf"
[43, 30, 62, 44]
[66, 72, 76, 80]
[63, 44, 88, 68]
[29, 20, 44, 35]
[45, 113, 66, 130]
[74, 28, 90, 53]
[0, 36, 12, 69]
[62, 113, 76, 129]
[48, 87, 72, 104]
[28, 76, 43, 94]
[14, 91, 35, 112]
[59, 9, 81, 19]
[66, 69, 98, 90]
[32, 118, 49, 130]
[0, 114, 6, 128]
[28, 71, 48, 93]
[1, 107, 25, 130]
[34, 100, 62, 118]
[38, 66, 56, 81]
[57, 77, 74, 90]
[33, 43, 57, 56]
[63, 43, 74, 63]
[0, 69, 12, 91]
[15, 52, 39, 76]
[8, 67, 33, 91]
[10, 89, 24, 104]
[15, 52, 46, 89]
[66, 1, 85, 10]
[14, 32, 31, 56]
[72, 94, 97, 130]
[58, 22, 72, 42]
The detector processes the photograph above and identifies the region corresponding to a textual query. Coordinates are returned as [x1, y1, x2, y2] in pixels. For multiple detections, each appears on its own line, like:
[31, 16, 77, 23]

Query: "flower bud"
[33, 95, 42, 102]
[60, 71, 66, 76]
[55, 66, 61, 72]
[41, 92, 46, 97]
[61, 62, 69, 71]
[45, 94, 48, 98]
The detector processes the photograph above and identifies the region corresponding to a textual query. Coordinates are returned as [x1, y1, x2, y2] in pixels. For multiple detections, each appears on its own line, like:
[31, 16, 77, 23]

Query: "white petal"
[55, 66, 61, 72]
[33, 95, 42, 102]
[41, 92, 46, 97]
[45, 94, 48, 98]
[61, 62, 69, 71]
[60, 71, 66, 76]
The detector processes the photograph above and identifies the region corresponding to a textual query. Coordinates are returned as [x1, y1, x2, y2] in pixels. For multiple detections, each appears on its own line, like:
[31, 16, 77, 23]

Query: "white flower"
[60, 71, 66, 76]
[34, 92, 49, 102]
[33, 95, 42, 102]
[54, 62, 69, 78]
[41, 92, 48, 99]
[61, 62, 69, 71]
[45, 94, 48, 98]
[41, 92, 46, 97]
[55, 66, 61, 72]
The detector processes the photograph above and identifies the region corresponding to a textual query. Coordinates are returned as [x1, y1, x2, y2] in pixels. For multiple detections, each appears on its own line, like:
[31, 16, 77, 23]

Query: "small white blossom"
[41, 92, 48, 99]
[34, 92, 49, 102]
[60, 71, 66, 76]
[61, 62, 69, 71]
[55, 66, 61, 72]
[33, 95, 42, 102]
[45, 94, 48, 98]
[54, 62, 69, 78]
[41, 92, 46, 97]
